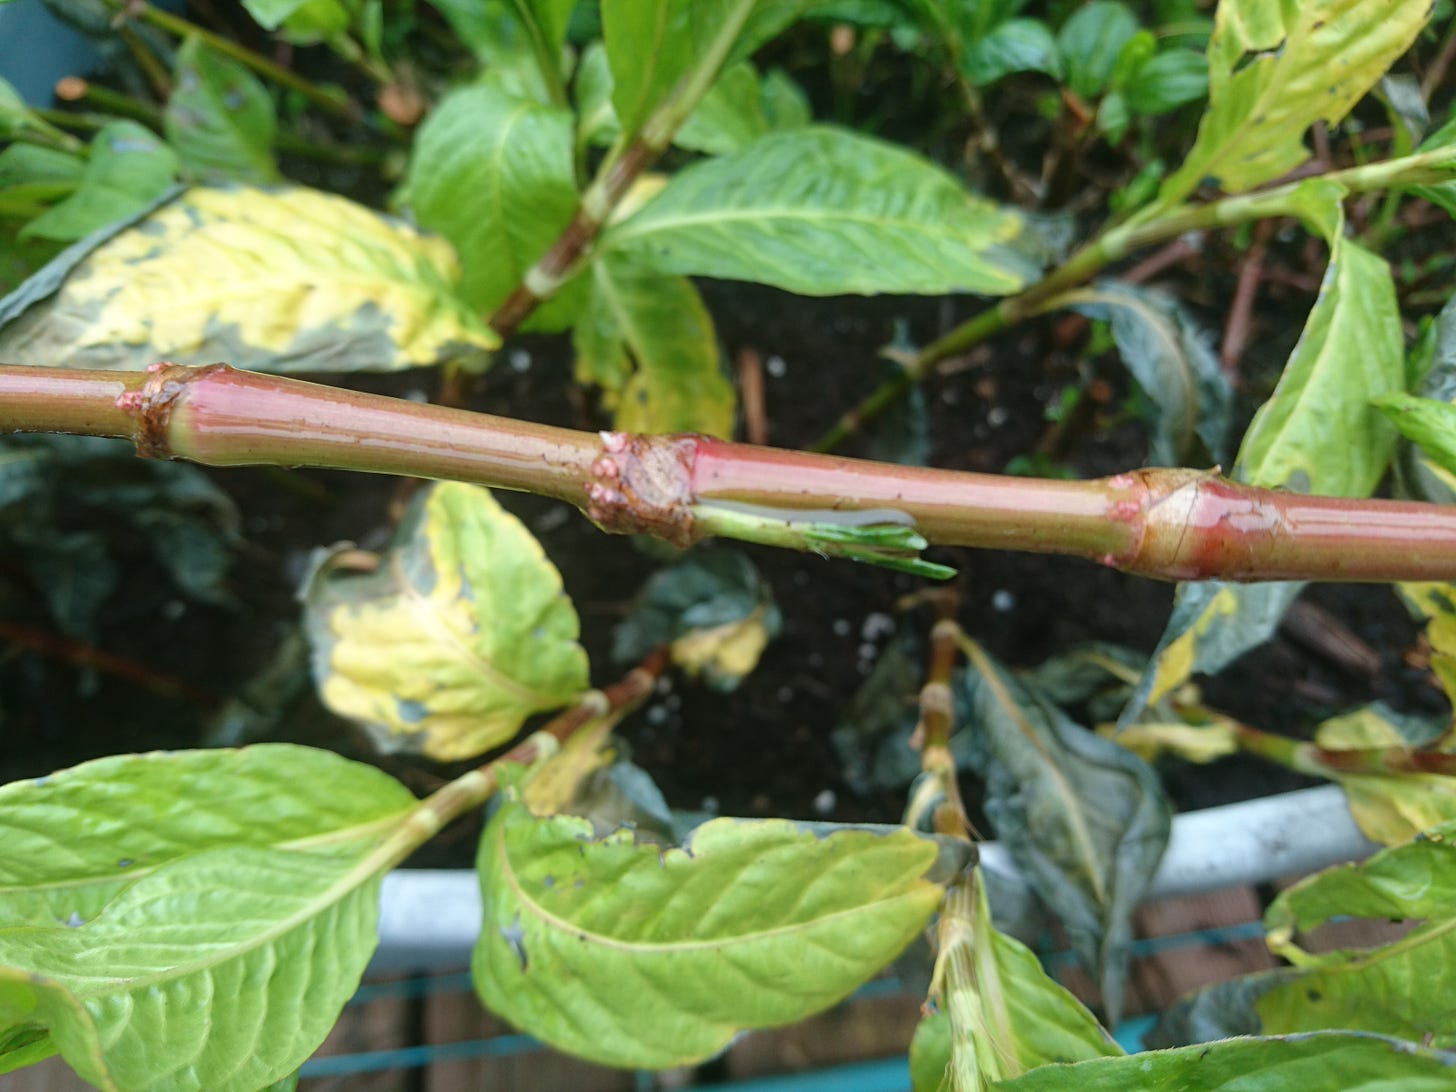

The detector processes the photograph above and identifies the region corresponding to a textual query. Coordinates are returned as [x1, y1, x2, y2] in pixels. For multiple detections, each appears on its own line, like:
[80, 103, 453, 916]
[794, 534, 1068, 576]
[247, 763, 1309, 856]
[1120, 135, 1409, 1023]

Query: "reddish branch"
[5, 362, 1456, 584]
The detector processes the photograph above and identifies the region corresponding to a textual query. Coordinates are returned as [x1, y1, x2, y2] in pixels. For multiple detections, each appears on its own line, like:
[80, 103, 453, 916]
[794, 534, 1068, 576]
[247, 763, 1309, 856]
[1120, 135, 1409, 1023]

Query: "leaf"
[959, 644, 1171, 1023]
[612, 549, 780, 690]
[165, 36, 279, 184]
[1125, 181, 1401, 722]
[1070, 281, 1231, 465]
[1120, 581, 1303, 722]
[242, 0, 351, 43]
[602, 0, 809, 140]
[1375, 392, 1456, 483]
[472, 796, 965, 1068]
[304, 481, 589, 760]
[676, 61, 811, 155]
[1160, 0, 1430, 199]
[573, 258, 735, 436]
[909, 1009, 953, 1092]
[1399, 582, 1456, 708]
[1146, 969, 1295, 1048]
[0, 745, 416, 1091]
[601, 126, 1030, 297]
[996, 1031, 1456, 1091]
[432, 0, 576, 103]
[0, 433, 240, 638]
[1234, 190, 1403, 497]
[1122, 48, 1208, 116]
[1057, 1, 1138, 101]
[20, 122, 178, 243]
[1311, 704, 1456, 845]
[1256, 824, 1456, 1046]
[0, 183, 496, 373]
[400, 84, 579, 330]
[960, 19, 1063, 86]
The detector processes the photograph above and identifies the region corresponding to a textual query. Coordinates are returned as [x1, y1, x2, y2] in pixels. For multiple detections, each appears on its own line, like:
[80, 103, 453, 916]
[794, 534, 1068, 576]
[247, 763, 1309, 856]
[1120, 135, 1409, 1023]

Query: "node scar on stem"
[114, 361, 229, 460]
[585, 430, 700, 548]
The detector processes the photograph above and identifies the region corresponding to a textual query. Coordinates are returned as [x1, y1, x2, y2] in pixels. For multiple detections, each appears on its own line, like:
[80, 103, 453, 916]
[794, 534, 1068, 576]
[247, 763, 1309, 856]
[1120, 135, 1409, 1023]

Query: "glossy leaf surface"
[960, 646, 1170, 1022]
[573, 258, 734, 436]
[0, 185, 495, 372]
[474, 799, 962, 1068]
[1161, 0, 1429, 198]
[601, 127, 1029, 296]
[400, 84, 579, 328]
[304, 482, 589, 760]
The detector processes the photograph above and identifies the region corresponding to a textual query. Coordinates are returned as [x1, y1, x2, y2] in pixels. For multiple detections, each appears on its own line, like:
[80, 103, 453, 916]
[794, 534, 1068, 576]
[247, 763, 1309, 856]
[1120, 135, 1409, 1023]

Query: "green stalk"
[487, 1, 757, 338]
[813, 147, 1456, 452]
[6, 363, 1456, 583]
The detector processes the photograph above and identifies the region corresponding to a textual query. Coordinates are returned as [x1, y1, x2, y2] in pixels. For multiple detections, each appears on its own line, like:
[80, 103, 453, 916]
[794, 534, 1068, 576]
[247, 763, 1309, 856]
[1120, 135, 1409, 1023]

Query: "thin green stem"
[106, 0, 359, 121]
[814, 147, 1456, 452]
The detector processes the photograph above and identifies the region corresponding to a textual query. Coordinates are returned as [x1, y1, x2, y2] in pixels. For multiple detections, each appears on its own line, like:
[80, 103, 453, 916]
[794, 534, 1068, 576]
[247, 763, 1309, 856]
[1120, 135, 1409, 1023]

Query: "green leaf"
[959, 644, 1170, 1023]
[432, 0, 576, 103]
[1070, 281, 1231, 465]
[996, 1032, 1456, 1091]
[21, 122, 178, 243]
[602, 0, 809, 140]
[1234, 191, 1403, 497]
[601, 126, 1029, 296]
[1122, 49, 1208, 116]
[304, 481, 589, 760]
[1256, 825, 1456, 1046]
[1375, 391, 1456, 482]
[473, 797, 965, 1068]
[0, 144, 84, 189]
[573, 258, 735, 436]
[1058, 2, 1138, 101]
[909, 1009, 953, 1092]
[0, 183, 496, 372]
[676, 61, 811, 155]
[1160, 0, 1430, 198]
[242, 0, 351, 43]
[961, 18, 1063, 86]
[1125, 181, 1401, 720]
[0, 745, 416, 1091]
[400, 84, 580, 331]
[612, 549, 780, 690]
[165, 36, 279, 184]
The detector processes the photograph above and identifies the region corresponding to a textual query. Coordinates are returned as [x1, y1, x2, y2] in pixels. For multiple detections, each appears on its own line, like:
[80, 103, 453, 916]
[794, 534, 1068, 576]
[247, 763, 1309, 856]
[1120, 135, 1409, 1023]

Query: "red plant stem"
[5, 363, 1456, 584]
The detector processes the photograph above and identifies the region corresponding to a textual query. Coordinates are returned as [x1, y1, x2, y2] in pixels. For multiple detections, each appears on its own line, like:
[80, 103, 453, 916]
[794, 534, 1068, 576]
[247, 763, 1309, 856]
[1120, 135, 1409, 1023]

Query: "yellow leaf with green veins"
[0, 184, 496, 373]
[303, 482, 589, 761]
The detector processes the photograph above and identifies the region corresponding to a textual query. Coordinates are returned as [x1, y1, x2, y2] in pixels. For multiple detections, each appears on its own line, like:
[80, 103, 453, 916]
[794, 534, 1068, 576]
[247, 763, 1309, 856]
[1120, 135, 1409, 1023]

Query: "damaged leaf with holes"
[473, 795, 970, 1069]
[0, 184, 496, 373]
[303, 482, 590, 760]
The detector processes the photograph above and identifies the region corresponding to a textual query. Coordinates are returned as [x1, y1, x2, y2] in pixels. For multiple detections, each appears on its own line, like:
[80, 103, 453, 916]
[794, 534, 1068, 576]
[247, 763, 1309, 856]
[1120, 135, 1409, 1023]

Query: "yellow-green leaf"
[0, 184, 496, 373]
[1161, 0, 1429, 199]
[303, 482, 589, 760]
[1313, 705, 1456, 845]
[574, 258, 735, 437]
[473, 797, 963, 1068]
[1399, 582, 1456, 707]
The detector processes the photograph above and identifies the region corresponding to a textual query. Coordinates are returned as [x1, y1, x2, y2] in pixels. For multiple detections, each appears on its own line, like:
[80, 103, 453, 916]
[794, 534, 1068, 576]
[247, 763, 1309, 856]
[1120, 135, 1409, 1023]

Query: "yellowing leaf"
[1400, 582, 1456, 709]
[1162, 0, 1429, 198]
[670, 603, 773, 686]
[303, 482, 589, 760]
[0, 184, 496, 373]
